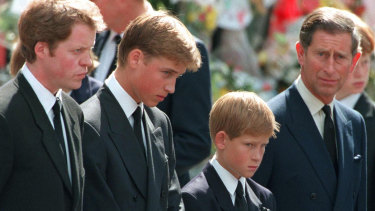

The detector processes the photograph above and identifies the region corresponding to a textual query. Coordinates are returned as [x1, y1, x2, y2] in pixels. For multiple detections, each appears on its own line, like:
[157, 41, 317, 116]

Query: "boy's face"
[217, 132, 269, 179]
[127, 55, 186, 107]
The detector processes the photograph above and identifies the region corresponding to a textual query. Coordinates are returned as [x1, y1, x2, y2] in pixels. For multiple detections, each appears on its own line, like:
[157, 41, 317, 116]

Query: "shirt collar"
[339, 93, 361, 109]
[105, 72, 143, 118]
[210, 155, 246, 197]
[21, 64, 59, 115]
[295, 76, 334, 115]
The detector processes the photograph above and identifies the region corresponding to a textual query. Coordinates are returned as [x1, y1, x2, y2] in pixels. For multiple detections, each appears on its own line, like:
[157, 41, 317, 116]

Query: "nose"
[252, 147, 264, 162]
[325, 56, 335, 75]
[165, 79, 176, 94]
[80, 52, 93, 67]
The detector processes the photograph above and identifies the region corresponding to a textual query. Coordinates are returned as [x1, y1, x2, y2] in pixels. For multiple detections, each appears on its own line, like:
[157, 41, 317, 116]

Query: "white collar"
[339, 93, 361, 109]
[21, 64, 60, 115]
[210, 156, 246, 197]
[295, 76, 334, 115]
[105, 72, 143, 118]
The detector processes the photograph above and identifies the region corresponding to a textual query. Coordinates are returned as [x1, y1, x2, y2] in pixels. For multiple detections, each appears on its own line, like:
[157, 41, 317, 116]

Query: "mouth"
[248, 166, 258, 171]
[157, 95, 166, 101]
[320, 78, 337, 86]
[352, 81, 364, 88]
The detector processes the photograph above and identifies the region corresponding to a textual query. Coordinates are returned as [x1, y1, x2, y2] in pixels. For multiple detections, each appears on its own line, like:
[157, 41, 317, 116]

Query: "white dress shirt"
[210, 156, 248, 205]
[295, 76, 334, 138]
[105, 73, 147, 154]
[21, 64, 72, 182]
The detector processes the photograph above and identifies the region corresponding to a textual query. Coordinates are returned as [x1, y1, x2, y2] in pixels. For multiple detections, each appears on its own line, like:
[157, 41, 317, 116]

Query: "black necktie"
[133, 106, 146, 156]
[235, 181, 248, 211]
[52, 98, 67, 158]
[107, 34, 122, 78]
[322, 105, 338, 174]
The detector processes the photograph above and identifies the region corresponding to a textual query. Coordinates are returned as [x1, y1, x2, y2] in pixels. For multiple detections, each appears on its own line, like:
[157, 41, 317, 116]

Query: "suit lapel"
[17, 74, 73, 194]
[93, 31, 110, 58]
[143, 110, 167, 209]
[285, 85, 337, 201]
[61, 94, 81, 204]
[100, 87, 148, 198]
[332, 103, 354, 208]
[204, 163, 234, 211]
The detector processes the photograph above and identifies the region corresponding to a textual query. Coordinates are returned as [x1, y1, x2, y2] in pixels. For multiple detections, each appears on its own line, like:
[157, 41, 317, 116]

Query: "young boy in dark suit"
[182, 91, 279, 211]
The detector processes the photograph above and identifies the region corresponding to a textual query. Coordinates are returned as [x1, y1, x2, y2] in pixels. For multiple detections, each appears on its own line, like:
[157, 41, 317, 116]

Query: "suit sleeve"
[157, 40, 212, 175]
[82, 122, 120, 211]
[182, 191, 204, 211]
[356, 117, 367, 211]
[0, 114, 13, 194]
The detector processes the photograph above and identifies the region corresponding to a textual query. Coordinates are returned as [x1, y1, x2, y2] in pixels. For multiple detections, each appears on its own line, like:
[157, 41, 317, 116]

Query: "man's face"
[218, 133, 269, 179]
[297, 30, 360, 104]
[127, 56, 186, 107]
[42, 23, 96, 93]
[338, 53, 371, 97]
[91, 0, 128, 30]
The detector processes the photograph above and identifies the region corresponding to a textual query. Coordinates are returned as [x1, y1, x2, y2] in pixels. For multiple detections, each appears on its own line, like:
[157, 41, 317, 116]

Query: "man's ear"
[296, 42, 305, 66]
[127, 49, 144, 68]
[350, 52, 361, 73]
[34, 42, 49, 59]
[214, 131, 228, 150]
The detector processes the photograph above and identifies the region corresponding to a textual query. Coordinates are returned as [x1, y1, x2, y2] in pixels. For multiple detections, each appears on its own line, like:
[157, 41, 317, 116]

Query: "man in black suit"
[90, 0, 212, 186]
[182, 92, 279, 211]
[336, 12, 375, 211]
[81, 11, 202, 211]
[253, 7, 366, 211]
[0, 0, 104, 210]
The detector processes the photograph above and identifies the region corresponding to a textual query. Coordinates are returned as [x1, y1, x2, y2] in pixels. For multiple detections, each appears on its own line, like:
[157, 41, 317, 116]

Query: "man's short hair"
[343, 11, 374, 56]
[117, 11, 201, 71]
[19, 0, 105, 63]
[209, 91, 279, 140]
[299, 7, 361, 56]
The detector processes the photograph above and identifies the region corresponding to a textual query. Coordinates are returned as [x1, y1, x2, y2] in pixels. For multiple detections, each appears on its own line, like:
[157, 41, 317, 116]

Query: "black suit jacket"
[81, 86, 181, 211]
[253, 84, 367, 211]
[157, 39, 212, 184]
[70, 76, 102, 104]
[182, 163, 276, 211]
[0, 73, 85, 211]
[354, 92, 375, 211]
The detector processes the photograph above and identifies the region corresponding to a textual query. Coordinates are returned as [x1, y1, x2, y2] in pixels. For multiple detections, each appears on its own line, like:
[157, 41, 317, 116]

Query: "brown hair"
[344, 11, 374, 55]
[10, 0, 105, 75]
[117, 11, 201, 71]
[209, 91, 279, 140]
[299, 7, 360, 56]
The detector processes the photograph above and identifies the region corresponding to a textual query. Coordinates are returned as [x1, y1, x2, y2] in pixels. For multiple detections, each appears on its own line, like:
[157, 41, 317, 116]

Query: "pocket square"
[354, 154, 362, 160]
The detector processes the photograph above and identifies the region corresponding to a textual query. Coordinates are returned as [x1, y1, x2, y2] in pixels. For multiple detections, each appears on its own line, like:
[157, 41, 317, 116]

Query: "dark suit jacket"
[354, 92, 375, 211]
[70, 76, 102, 104]
[253, 84, 367, 211]
[81, 86, 181, 211]
[157, 39, 212, 185]
[182, 163, 276, 211]
[0, 73, 85, 211]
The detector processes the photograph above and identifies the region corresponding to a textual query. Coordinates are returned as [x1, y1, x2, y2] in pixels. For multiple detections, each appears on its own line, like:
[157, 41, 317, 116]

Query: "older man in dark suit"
[81, 12, 202, 211]
[253, 7, 366, 211]
[336, 12, 375, 211]
[0, 0, 104, 210]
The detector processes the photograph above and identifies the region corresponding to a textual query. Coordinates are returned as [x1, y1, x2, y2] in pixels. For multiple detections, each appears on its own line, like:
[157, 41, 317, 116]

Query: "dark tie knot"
[53, 98, 62, 116]
[236, 181, 244, 197]
[133, 106, 143, 123]
[322, 105, 331, 117]
[113, 34, 121, 45]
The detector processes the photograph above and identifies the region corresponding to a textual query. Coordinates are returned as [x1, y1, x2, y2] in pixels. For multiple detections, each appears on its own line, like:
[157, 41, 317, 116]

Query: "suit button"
[310, 193, 317, 200]
[133, 195, 137, 202]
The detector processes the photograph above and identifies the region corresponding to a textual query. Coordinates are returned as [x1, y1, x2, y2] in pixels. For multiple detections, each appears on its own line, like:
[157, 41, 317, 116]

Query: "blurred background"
[1, 0, 375, 101]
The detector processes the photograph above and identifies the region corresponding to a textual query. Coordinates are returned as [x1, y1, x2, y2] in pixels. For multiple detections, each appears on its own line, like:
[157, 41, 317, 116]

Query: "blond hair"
[117, 11, 201, 71]
[209, 91, 279, 140]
